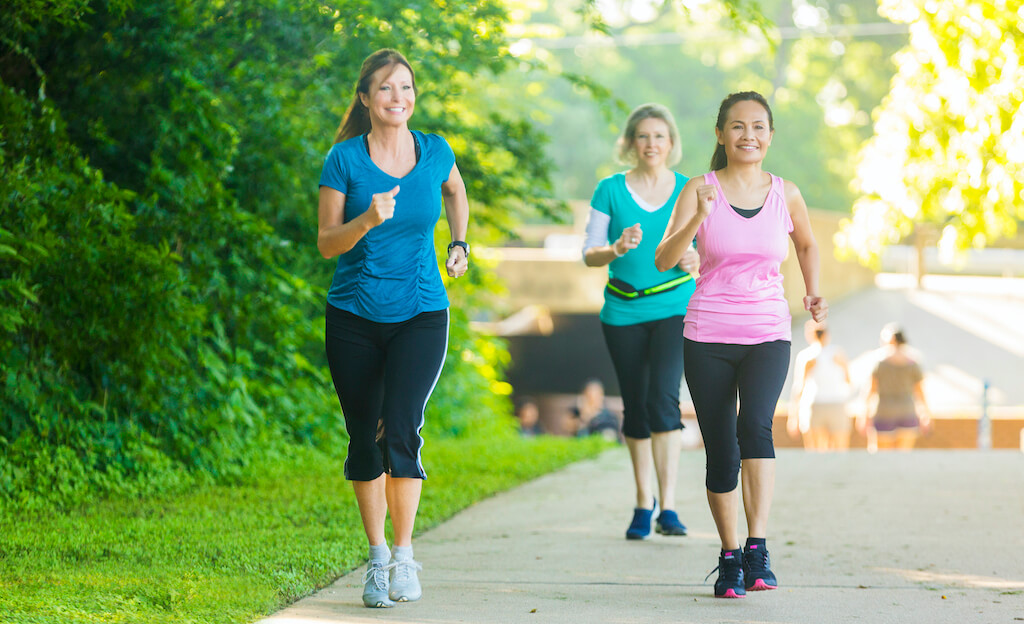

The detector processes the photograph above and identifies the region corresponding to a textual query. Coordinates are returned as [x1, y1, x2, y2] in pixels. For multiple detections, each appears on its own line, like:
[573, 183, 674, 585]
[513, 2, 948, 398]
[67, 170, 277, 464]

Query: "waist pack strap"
[605, 274, 693, 301]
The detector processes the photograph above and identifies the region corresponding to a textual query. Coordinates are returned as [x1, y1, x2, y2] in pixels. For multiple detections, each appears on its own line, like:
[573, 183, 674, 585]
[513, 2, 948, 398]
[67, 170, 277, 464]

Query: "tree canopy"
[0, 0, 560, 508]
[504, 0, 907, 214]
[837, 0, 1024, 264]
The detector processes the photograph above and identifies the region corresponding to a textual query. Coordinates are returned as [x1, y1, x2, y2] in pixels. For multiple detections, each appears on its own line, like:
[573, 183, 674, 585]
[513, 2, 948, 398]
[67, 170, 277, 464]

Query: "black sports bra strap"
[362, 132, 421, 163]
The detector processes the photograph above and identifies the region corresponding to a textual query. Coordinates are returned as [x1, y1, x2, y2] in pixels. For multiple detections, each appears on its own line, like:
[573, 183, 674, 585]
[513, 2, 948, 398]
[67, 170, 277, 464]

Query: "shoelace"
[704, 558, 743, 584]
[390, 558, 422, 583]
[362, 562, 390, 591]
[746, 548, 770, 573]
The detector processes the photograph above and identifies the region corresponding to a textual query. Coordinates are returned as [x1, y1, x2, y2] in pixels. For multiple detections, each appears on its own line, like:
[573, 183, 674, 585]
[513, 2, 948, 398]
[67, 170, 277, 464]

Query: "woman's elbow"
[317, 234, 335, 259]
[653, 248, 672, 272]
[797, 241, 819, 257]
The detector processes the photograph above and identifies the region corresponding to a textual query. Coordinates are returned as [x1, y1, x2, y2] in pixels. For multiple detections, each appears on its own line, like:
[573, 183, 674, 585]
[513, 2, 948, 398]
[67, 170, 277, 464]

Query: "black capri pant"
[325, 304, 449, 481]
[602, 315, 686, 439]
[683, 338, 790, 493]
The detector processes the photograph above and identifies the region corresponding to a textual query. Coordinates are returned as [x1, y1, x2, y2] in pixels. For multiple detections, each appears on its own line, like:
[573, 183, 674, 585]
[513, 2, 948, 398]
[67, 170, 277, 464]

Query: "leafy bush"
[0, 82, 339, 509]
[0, 0, 565, 510]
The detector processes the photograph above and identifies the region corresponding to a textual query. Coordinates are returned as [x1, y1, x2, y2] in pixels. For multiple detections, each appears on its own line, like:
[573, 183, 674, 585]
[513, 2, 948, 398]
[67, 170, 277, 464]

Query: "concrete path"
[743, 274, 1024, 412]
[810, 274, 1024, 411]
[258, 448, 1024, 624]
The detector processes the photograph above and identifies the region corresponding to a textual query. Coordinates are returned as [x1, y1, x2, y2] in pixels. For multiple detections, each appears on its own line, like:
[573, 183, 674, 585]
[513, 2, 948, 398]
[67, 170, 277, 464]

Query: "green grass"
[0, 435, 605, 624]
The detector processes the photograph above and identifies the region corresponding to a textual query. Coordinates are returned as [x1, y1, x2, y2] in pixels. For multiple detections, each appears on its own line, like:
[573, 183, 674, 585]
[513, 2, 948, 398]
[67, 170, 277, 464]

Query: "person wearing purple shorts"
[860, 323, 932, 452]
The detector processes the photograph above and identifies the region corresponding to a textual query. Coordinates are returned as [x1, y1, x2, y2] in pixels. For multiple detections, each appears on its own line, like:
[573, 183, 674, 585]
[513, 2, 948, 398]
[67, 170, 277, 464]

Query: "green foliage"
[0, 83, 341, 509]
[838, 0, 1024, 265]
[0, 85, 205, 509]
[0, 436, 605, 624]
[505, 0, 905, 212]
[0, 0, 572, 509]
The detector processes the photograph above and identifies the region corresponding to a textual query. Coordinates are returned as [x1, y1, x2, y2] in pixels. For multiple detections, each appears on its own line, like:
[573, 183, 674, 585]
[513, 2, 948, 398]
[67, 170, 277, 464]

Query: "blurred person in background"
[859, 323, 931, 452]
[789, 322, 852, 451]
[571, 379, 624, 443]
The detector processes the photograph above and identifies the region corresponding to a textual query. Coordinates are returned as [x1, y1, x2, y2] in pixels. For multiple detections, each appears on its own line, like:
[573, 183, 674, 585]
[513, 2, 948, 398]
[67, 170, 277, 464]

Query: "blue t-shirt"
[319, 131, 455, 322]
[591, 172, 696, 326]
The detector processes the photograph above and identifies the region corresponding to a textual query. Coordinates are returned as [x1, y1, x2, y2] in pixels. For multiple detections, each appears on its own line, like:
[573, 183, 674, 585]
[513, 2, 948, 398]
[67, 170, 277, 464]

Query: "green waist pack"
[605, 274, 693, 300]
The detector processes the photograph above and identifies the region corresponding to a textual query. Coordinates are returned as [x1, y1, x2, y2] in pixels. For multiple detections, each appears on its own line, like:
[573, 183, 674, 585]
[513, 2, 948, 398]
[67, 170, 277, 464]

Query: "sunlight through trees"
[839, 0, 1024, 266]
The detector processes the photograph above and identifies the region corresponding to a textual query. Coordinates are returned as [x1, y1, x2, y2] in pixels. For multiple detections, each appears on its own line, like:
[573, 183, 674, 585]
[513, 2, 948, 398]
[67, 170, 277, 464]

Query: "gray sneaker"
[362, 560, 396, 608]
[388, 557, 423, 602]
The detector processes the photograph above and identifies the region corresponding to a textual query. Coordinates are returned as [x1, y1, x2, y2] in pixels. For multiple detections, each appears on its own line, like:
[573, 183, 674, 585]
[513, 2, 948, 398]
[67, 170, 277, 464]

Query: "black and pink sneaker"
[743, 543, 778, 591]
[708, 549, 746, 598]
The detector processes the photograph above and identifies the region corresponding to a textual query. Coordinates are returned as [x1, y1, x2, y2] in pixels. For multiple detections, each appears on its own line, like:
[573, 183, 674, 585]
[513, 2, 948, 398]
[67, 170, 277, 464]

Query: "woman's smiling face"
[717, 99, 774, 165]
[360, 63, 416, 129]
[632, 117, 672, 169]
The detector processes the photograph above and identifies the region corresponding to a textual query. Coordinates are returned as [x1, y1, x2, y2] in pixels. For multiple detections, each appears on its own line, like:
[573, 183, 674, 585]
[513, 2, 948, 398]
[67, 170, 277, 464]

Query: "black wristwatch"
[447, 240, 470, 257]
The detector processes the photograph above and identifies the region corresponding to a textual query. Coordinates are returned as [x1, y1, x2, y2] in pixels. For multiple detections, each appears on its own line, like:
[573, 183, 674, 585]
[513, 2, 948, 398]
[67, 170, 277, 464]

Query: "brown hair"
[710, 91, 773, 171]
[334, 49, 417, 144]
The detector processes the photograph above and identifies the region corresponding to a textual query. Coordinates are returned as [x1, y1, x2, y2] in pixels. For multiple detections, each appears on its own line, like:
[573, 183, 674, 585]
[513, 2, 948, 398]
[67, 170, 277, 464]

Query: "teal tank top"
[589, 172, 695, 326]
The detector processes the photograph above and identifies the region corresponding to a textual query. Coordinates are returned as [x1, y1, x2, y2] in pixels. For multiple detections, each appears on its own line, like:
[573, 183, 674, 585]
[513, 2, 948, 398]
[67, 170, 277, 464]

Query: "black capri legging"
[683, 338, 790, 493]
[602, 315, 686, 439]
[325, 304, 449, 481]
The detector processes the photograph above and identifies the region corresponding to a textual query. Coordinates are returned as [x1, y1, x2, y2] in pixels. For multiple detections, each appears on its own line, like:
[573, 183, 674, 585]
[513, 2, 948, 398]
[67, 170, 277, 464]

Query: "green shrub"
[0, 0, 565, 511]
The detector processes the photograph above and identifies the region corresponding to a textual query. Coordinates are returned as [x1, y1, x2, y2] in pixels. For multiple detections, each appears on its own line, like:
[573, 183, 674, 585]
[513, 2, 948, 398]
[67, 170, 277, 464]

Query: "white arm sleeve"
[582, 208, 613, 260]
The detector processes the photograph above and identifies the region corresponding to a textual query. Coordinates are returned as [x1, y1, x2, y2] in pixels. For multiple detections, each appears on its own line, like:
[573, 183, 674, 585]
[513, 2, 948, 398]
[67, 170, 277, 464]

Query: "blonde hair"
[615, 103, 682, 167]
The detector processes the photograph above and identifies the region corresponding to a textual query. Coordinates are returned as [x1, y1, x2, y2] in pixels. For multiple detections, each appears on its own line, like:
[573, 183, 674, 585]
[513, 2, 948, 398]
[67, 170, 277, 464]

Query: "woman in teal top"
[583, 103, 699, 540]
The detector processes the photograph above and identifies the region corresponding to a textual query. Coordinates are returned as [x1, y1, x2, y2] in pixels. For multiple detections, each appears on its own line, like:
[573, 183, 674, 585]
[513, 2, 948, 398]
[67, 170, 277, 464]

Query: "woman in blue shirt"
[317, 49, 469, 609]
[583, 103, 698, 541]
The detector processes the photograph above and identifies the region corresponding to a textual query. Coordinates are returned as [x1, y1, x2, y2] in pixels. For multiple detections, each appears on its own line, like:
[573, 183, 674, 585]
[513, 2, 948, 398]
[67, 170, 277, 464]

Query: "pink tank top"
[683, 171, 794, 345]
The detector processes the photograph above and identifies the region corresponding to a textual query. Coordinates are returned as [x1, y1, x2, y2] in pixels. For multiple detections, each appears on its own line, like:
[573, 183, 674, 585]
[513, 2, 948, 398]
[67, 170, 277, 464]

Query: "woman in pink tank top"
[655, 91, 828, 599]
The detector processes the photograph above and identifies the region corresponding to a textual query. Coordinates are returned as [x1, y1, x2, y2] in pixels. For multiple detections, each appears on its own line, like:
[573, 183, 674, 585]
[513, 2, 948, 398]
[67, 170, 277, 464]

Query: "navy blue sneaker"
[625, 499, 658, 540]
[706, 549, 746, 598]
[743, 543, 777, 591]
[655, 509, 687, 536]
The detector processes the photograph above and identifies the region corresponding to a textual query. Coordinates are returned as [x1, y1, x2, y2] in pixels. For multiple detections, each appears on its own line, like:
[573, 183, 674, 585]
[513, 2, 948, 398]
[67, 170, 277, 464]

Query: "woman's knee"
[737, 408, 776, 458]
[706, 460, 740, 493]
[344, 438, 385, 481]
[647, 401, 683, 434]
[621, 414, 651, 439]
[738, 426, 775, 459]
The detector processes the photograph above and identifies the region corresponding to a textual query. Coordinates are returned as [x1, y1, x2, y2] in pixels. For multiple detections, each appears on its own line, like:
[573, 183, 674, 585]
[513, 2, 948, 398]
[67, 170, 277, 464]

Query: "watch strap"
[447, 240, 469, 257]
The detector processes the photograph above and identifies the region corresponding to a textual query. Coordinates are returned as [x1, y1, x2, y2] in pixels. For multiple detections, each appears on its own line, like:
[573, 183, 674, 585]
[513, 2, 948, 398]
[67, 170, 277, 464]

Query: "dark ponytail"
[334, 49, 417, 144]
[882, 322, 907, 345]
[709, 91, 773, 170]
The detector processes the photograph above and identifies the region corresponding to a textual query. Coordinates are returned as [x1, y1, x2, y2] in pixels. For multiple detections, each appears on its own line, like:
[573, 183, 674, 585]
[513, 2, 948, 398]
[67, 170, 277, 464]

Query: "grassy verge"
[0, 435, 606, 624]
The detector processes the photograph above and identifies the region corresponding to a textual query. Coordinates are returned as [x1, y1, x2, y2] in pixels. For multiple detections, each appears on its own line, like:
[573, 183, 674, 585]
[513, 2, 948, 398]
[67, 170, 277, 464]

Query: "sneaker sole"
[747, 579, 776, 591]
[625, 532, 651, 540]
[364, 599, 395, 608]
[715, 589, 745, 599]
[654, 525, 687, 536]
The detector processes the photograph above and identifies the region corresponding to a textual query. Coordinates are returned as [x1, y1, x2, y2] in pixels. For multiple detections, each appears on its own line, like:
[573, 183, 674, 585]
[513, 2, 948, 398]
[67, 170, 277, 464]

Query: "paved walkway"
[808, 274, 1024, 410]
[259, 448, 1024, 624]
